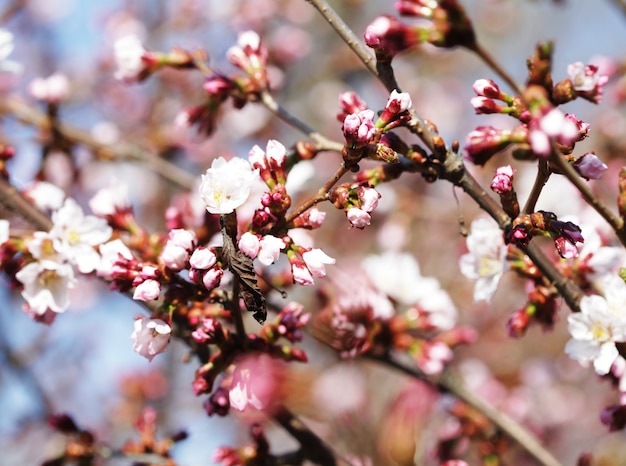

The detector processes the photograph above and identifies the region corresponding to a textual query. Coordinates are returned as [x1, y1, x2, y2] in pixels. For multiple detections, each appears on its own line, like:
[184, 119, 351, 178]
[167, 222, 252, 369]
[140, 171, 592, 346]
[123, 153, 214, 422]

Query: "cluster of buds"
[330, 183, 381, 229]
[191, 303, 309, 408]
[506, 284, 558, 337]
[364, 0, 476, 62]
[470, 79, 520, 117]
[507, 210, 584, 259]
[226, 30, 269, 93]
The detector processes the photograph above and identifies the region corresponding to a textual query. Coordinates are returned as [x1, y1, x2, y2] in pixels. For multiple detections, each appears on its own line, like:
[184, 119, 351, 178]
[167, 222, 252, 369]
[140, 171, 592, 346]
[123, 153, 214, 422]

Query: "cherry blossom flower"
[529, 108, 579, 156]
[199, 157, 258, 215]
[573, 152, 608, 180]
[160, 229, 196, 271]
[302, 249, 335, 278]
[28, 73, 70, 104]
[567, 62, 609, 103]
[337, 91, 368, 122]
[133, 279, 161, 301]
[291, 260, 314, 286]
[23, 181, 65, 212]
[113, 34, 148, 82]
[342, 109, 376, 148]
[189, 247, 217, 270]
[131, 317, 171, 361]
[89, 180, 132, 217]
[238, 232, 260, 258]
[50, 198, 112, 274]
[97, 239, 134, 281]
[15, 260, 76, 314]
[346, 207, 371, 229]
[257, 235, 285, 266]
[459, 217, 508, 302]
[565, 275, 626, 375]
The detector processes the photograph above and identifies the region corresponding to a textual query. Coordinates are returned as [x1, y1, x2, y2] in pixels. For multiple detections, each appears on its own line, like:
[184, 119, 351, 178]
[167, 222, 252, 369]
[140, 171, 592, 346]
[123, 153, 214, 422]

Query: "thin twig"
[259, 92, 344, 152]
[549, 148, 626, 246]
[523, 159, 551, 214]
[373, 355, 563, 466]
[304, 0, 378, 77]
[0, 96, 196, 189]
[282, 164, 349, 227]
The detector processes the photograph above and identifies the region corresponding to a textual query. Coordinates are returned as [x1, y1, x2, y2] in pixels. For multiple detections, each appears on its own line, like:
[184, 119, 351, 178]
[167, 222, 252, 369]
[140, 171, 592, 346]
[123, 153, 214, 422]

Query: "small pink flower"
[133, 279, 161, 301]
[302, 249, 335, 278]
[574, 152, 608, 180]
[490, 165, 515, 194]
[337, 91, 368, 123]
[168, 229, 196, 251]
[567, 61, 609, 103]
[114, 35, 149, 83]
[202, 267, 223, 290]
[472, 78, 503, 99]
[29, 73, 69, 104]
[131, 317, 171, 361]
[292, 261, 314, 286]
[358, 186, 380, 213]
[189, 246, 217, 269]
[160, 242, 189, 271]
[238, 232, 260, 259]
[343, 109, 376, 148]
[258, 235, 285, 266]
[346, 207, 371, 229]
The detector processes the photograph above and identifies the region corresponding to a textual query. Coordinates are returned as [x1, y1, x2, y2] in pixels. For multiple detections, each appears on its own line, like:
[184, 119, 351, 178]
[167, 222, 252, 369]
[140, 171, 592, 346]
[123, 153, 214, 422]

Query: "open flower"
[131, 317, 172, 361]
[199, 157, 258, 214]
[565, 275, 626, 375]
[15, 260, 77, 314]
[50, 198, 112, 274]
[459, 217, 508, 302]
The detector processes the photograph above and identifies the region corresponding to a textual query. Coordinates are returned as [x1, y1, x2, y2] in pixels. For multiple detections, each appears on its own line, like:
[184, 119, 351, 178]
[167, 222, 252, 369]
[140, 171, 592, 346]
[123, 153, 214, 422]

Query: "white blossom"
[50, 198, 112, 273]
[459, 217, 508, 302]
[199, 157, 258, 214]
[114, 34, 147, 82]
[131, 317, 171, 361]
[15, 260, 76, 314]
[565, 275, 626, 375]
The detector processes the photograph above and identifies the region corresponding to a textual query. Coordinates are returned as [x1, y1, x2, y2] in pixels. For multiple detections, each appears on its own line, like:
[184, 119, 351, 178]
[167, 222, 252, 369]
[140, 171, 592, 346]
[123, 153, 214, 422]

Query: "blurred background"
[2, 0, 626, 464]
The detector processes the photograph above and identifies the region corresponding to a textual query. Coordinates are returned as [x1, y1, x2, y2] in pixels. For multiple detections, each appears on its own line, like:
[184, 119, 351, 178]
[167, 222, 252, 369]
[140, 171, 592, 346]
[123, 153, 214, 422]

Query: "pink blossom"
[133, 279, 161, 301]
[346, 207, 371, 229]
[464, 125, 512, 165]
[258, 235, 285, 266]
[490, 165, 515, 194]
[472, 78, 503, 99]
[358, 186, 380, 213]
[168, 229, 196, 251]
[131, 317, 171, 362]
[567, 61, 609, 103]
[89, 180, 131, 217]
[471, 96, 507, 114]
[574, 152, 608, 180]
[97, 239, 134, 280]
[292, 261, 314, 286]
[238, 232, 260, 258]
[337, 91, 368, 122]
[342, 109, 376, 148]
[302, 249, 335, 278]
[160, 242, 189, 271]
[114, 34, 148, 83]
[202, 267, 223, 290]
[417, 341, 453, 375]
[29, 73, 69, 104]
[189, 247, 217, 270]
[364, 15, 419, 57]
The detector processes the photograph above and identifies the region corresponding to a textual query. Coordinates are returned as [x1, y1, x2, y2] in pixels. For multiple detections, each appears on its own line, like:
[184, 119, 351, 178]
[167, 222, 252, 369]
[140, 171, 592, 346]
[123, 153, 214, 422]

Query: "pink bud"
[238, 232, 260, 258]
[490, 165, 515, 194]
[472, 79, 502, 99]
[190, 247, 217, 269]
[346, 207, 371, 229]
[133, 279, 161, 301]
[574, 152, 608, 180]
